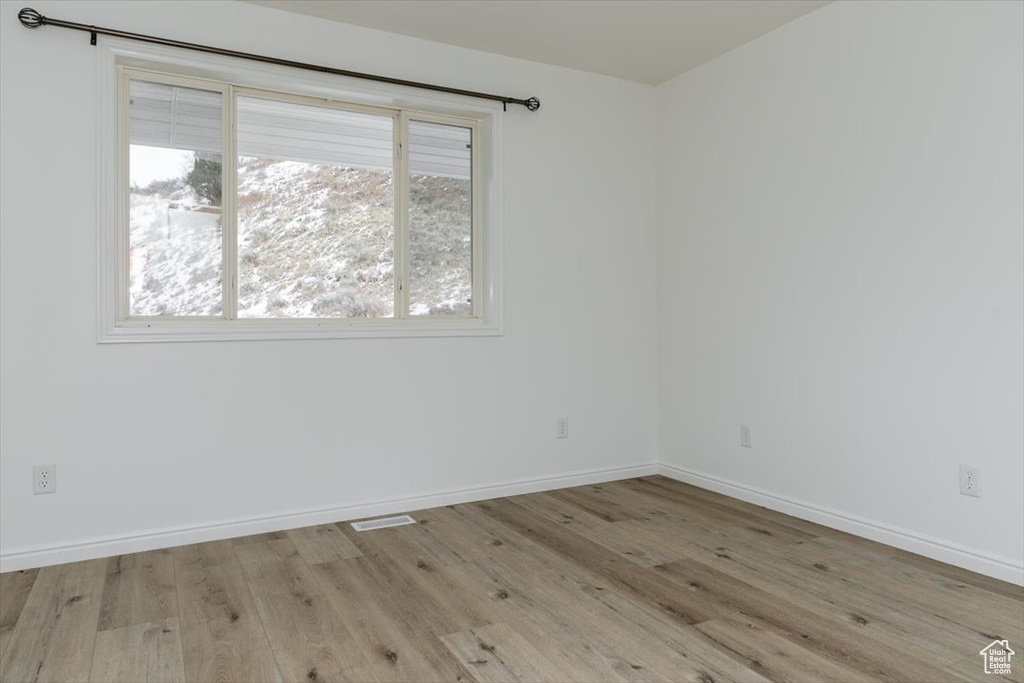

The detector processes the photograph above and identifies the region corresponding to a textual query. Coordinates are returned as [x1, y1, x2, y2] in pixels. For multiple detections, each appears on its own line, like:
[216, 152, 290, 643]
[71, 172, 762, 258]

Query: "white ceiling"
[243, 1, 831, 85]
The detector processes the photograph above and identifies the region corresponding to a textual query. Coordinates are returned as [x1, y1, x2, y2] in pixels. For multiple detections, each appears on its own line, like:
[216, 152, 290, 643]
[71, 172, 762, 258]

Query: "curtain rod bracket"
[17, 6, 541, 112]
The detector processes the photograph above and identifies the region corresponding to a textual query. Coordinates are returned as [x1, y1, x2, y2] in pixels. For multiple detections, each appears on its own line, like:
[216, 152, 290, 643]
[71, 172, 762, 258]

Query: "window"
[100, 45, 501, 342]
[233, 93, 399, 320]
[127, 77, 226, 318]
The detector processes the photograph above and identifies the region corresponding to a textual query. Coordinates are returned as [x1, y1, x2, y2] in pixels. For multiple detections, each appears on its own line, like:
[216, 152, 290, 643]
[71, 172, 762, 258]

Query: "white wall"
[657, 0, 1023, 581]
[0, 0, 658, 566]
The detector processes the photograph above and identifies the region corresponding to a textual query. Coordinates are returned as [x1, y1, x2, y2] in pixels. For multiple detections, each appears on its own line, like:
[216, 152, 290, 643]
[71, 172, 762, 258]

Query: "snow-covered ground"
[129, 190, 222, 316]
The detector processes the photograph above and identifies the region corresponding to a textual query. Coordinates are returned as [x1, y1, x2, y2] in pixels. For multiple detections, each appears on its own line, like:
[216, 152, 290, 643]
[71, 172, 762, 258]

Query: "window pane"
[408, 120, 473, 317]
[236, 96, 395, 318]
[128, 81, 223, 316]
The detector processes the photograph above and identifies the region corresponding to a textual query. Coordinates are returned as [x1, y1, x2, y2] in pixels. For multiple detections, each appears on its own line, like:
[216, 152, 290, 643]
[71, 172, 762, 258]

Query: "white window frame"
[97, 37, 502, 342]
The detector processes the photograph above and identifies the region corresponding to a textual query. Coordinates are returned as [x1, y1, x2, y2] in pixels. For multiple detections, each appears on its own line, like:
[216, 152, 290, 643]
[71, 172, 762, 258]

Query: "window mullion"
[222, 85, 238, 320]
[396, 112, 410, 319]
[116, 67, 130, 323]
[471, 121, 483, 319]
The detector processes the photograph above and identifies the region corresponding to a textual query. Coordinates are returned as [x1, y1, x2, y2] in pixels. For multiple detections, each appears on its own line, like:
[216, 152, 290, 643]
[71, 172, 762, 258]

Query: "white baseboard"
[657, 463, 1024, 586]
[6, 459, 1020, 586]
[0, 462, 659, 572]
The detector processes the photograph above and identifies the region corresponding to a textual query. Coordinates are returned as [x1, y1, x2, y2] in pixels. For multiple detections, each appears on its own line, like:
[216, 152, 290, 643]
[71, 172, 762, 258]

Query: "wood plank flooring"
[1, 476, 1021, 682]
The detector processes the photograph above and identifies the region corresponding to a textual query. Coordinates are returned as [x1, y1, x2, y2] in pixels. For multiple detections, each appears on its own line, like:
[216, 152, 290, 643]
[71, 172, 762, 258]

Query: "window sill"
[99, 319, 502, 343]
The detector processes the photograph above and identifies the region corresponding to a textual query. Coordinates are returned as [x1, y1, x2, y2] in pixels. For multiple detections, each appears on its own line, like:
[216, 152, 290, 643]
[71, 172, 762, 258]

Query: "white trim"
[223, 83, 238, 320]
[5, 459, 1018, 586]
[657, 462, 1024, 586]
[0, 463, 658, 573]
[396, 110, 409, 318]
[98, 318, 502, 343]
[96, 37, 504, 342]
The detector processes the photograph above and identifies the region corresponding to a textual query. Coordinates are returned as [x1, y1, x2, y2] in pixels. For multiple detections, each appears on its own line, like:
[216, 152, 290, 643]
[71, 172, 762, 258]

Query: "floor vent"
[350, 515, 417, 531]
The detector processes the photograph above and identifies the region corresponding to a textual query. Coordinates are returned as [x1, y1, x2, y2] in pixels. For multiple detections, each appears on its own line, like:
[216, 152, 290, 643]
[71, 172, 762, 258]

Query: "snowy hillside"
[129, 155, 472, 318]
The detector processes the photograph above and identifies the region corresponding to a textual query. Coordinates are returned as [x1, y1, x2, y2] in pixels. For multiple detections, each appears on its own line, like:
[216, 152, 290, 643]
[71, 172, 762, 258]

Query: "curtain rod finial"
[18, 8, 45, 28]
[525, 97, 540, 112]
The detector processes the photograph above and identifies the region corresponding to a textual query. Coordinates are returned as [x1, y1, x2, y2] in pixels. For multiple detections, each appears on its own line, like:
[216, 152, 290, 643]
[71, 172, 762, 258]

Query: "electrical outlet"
[740, 424, 752, 448]
[959, 465, 980, 498]
[33, 464, 56, 495]
[556, 417, 569, 439]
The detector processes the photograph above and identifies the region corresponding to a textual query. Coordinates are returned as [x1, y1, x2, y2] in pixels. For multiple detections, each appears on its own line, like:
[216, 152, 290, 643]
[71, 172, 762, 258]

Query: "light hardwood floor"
[1, 476, 1021, 682]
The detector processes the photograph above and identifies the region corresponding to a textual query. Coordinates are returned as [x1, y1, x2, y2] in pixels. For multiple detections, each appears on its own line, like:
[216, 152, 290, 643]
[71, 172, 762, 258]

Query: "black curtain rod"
[17, 7, 540, 112]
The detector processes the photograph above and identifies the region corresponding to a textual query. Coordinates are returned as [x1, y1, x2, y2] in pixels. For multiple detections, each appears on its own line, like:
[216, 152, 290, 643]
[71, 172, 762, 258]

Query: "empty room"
[0, 0, 1022, 681]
